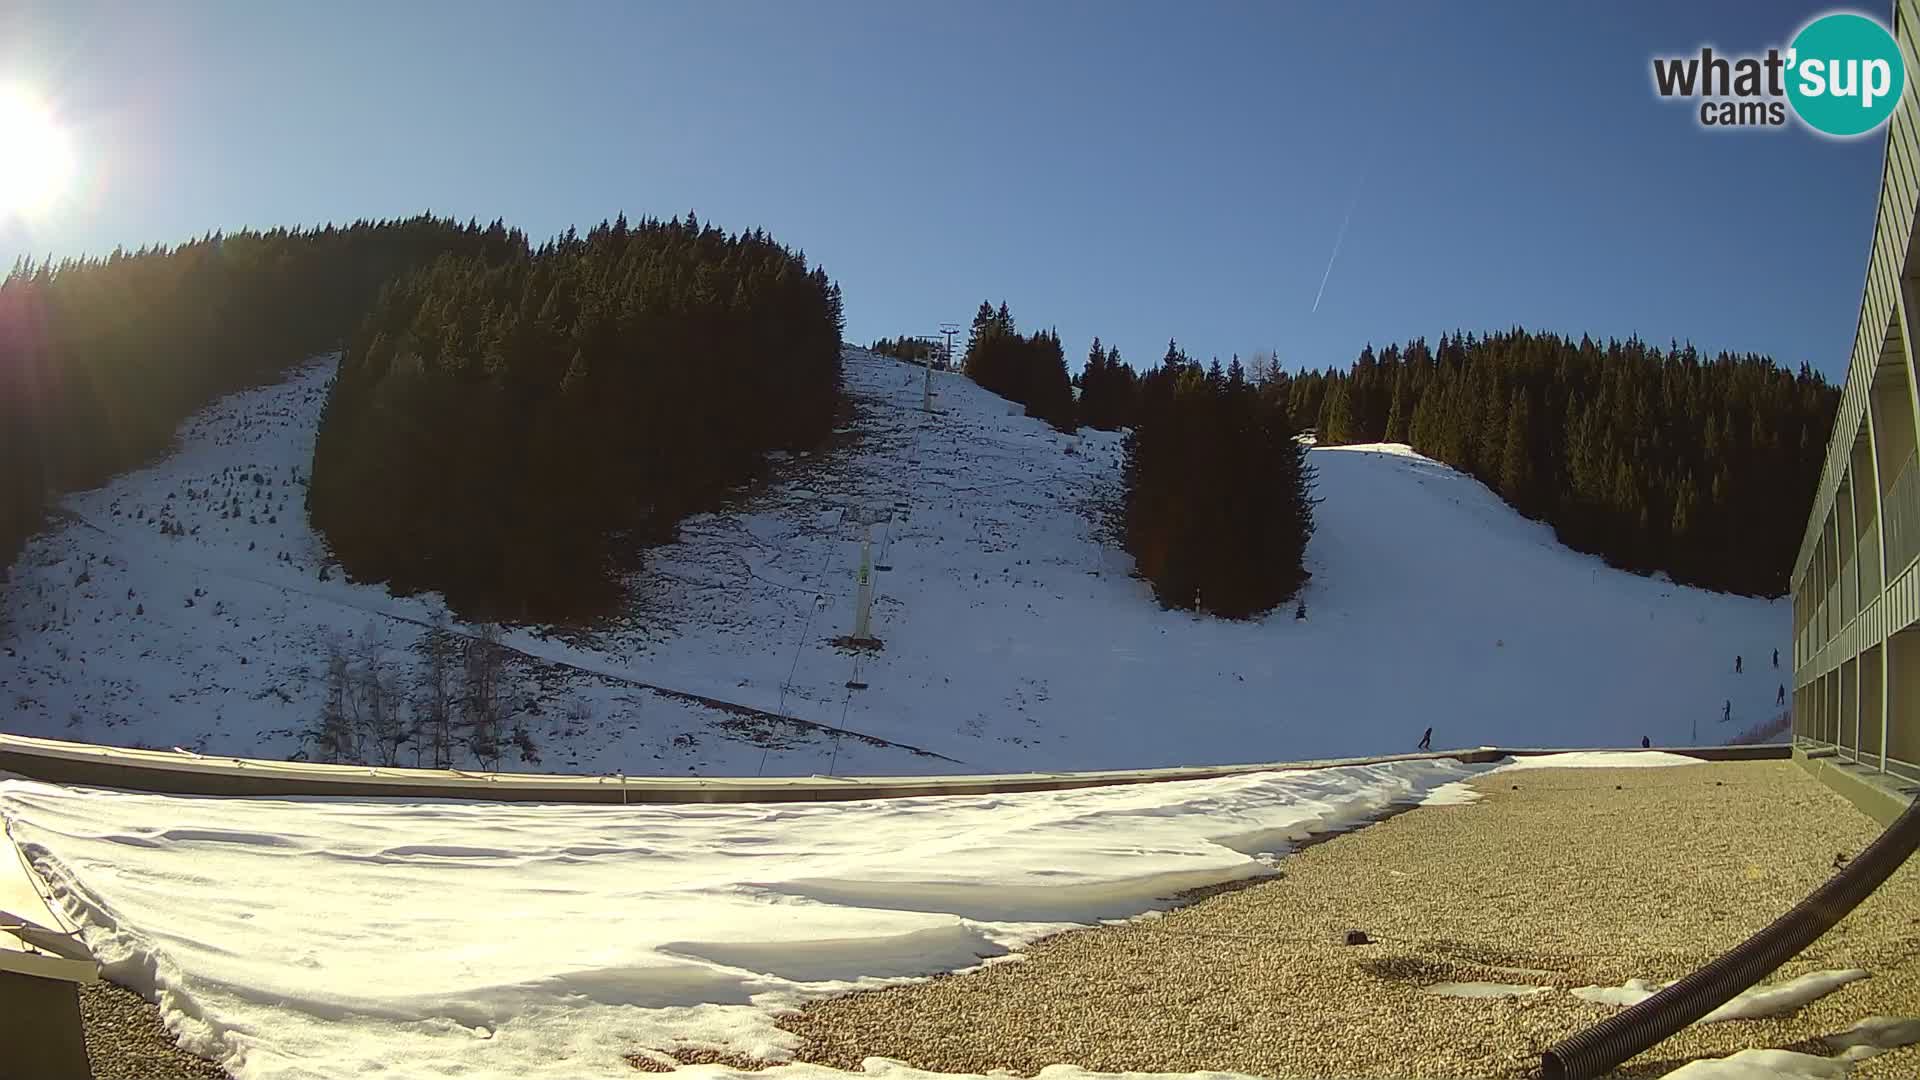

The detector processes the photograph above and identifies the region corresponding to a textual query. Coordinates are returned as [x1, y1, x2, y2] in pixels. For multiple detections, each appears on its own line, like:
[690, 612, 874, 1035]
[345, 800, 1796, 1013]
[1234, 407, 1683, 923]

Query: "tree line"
[0, 216, 512, 572]
[962, 301, 1076, 431]
[869, 335, 943, 364]
[1270, 330, 1836, 596]
[308, 213, 845, 620]
[962, 306, 1834, 606]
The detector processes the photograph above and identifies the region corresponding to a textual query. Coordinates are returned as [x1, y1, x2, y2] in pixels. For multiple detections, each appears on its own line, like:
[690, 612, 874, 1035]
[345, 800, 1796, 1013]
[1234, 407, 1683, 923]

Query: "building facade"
[1791, 0, 1920, 781]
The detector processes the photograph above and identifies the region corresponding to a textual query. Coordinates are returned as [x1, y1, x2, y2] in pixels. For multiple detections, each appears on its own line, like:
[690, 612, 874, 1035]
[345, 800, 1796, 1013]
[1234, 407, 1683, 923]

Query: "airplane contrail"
[1311, 162, 1370, 315]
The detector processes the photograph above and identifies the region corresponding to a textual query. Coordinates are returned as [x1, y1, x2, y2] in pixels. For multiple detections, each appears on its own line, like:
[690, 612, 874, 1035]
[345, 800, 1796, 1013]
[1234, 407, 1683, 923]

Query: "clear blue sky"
[0, 1, 1887, 380]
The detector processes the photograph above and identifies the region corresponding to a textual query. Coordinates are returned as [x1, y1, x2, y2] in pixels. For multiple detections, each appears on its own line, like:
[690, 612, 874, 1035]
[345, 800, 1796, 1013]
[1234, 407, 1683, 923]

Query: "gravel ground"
[779, 761, 1920, 1078]
[78, 981, 231, 1080]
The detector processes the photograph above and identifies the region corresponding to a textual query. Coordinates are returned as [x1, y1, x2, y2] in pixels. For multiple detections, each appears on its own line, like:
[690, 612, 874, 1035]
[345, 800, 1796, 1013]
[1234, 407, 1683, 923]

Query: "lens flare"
[0, 87, 75, 220]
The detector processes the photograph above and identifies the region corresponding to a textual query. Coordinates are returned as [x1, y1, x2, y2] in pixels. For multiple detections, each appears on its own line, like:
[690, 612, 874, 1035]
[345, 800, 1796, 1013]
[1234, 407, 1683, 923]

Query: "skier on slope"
[1773, 648, 1780, 669]
[1641, 735, 1651, 748]
[1417, 726, 1432, 751]
[1777, 684, 1786, 707]
[1723, 699, 1731, 723]
[1735, 654, 1743, 674]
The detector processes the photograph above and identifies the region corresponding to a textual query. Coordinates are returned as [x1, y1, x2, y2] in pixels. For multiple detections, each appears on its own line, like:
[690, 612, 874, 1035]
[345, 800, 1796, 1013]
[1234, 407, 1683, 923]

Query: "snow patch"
[0, 759, 1478, 1080]
[1660, 1049, 1853, 1080]
[1492, 751, 1702, 772]
[1417, 781, 1482, 806]
[1706, 970, 1873, 1022]
[1422, 981, 1550, 999]
[1571, 970, 1870, 1021]
[1822, 1015, 1920, 1062]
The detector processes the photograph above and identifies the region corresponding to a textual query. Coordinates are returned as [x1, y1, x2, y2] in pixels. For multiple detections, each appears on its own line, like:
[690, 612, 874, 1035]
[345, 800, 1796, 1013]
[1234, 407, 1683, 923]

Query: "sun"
[0, 88, 75, 220]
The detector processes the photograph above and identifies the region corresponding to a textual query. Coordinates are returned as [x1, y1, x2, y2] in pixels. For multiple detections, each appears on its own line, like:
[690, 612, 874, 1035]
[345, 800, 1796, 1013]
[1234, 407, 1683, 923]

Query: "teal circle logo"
[1787, 13, 1906, 137]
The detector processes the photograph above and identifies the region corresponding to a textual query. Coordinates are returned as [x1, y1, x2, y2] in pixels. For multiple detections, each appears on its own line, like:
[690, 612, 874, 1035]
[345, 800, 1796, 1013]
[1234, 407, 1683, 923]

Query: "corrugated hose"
[1542, 792, 1920, 1080]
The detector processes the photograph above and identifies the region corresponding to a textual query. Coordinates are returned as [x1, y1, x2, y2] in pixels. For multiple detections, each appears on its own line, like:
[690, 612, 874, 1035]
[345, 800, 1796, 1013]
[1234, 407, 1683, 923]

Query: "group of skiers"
[1413, 645, 1791, 753]
[1723, 649, 1788, 724]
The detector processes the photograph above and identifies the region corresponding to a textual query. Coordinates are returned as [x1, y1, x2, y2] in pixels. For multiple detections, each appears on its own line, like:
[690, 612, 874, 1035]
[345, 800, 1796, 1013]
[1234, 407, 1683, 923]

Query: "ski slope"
[0, 758, 1485, 1080]
[0, 348, 1790, 774]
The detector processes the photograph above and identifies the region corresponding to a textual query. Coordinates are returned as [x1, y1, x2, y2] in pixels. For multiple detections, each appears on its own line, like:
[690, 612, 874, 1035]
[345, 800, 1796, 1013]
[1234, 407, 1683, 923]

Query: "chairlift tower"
[852, 524, 876, 640]
[840, 502, 891, 646]
[940, 322, 961, 370]
[917, 336, 937, 413]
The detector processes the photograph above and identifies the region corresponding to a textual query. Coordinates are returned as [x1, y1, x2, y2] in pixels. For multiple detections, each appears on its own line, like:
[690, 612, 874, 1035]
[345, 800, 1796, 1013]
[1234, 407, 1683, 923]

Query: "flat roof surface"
[779, 760, 1920, 1078]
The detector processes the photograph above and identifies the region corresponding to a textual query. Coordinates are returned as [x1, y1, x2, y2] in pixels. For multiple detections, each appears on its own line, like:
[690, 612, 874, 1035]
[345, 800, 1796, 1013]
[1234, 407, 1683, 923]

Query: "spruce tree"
[1079, 337, 1108, 429]
[1024, 329, 1076, 432]
[1498, 390, 1534, 511]
[1318, 379, 1354, 445]
[1119, 356, 1315, 619]
[1384, 368, 1411, 443]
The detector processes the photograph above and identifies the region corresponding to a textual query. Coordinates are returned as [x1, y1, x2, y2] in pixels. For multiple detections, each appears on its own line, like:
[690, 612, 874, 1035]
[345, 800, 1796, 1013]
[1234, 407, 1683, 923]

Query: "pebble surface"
[778, 761, 1920, 1078]
[79, 981, 229, 1080]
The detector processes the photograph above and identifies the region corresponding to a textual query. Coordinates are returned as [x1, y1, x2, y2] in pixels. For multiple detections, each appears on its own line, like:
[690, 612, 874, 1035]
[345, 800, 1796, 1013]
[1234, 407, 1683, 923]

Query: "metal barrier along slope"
[0, 732, 1788, 804]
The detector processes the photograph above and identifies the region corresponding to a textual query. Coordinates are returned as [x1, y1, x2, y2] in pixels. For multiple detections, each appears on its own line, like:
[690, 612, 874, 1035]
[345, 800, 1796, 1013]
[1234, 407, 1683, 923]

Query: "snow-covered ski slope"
[0, 347, 1789, 775]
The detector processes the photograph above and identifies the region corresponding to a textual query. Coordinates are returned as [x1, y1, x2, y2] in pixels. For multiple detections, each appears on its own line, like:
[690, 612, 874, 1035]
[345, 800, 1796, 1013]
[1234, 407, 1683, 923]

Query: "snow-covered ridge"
[0, 347, 1788, 775]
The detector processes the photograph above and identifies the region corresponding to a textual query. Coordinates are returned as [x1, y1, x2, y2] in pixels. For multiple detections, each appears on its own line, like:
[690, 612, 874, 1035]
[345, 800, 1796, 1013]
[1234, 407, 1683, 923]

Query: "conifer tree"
[1499, 389, 1534, 511]
[1024, 329, 1076, 432]
[1119, 353, 1316, 619]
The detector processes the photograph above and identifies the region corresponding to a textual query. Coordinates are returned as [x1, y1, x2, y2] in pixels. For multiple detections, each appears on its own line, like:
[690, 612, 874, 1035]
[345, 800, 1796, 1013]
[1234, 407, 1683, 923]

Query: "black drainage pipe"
[1542, 795, 1920, 1080]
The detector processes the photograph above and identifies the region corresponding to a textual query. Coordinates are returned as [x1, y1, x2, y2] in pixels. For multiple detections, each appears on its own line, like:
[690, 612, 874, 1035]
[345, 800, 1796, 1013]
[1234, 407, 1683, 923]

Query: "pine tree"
[1318, 379, 1354, 445]
[1384, 368, 1411, 443]
[1499, 389, 1534, 511]
[1097, 345, 1136, 430]
[967, 300, 995, 354]
[1120, 357, 1315, 619]
[1024, 329, 1076, 432]
[1079, 337, 1108, 429]
[1162, 338, 1187, 373]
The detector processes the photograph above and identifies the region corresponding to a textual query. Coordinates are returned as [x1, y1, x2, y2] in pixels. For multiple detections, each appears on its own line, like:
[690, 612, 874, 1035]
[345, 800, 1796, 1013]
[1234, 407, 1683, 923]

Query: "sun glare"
[0, 88, 75, 220]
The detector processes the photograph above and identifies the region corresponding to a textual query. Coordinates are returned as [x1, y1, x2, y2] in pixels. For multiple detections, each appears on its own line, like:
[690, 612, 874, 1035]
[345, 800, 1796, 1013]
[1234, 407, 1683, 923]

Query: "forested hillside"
[1272, 330, 1837, 596]
[0, 216, 510, 571]
[958, 313, 1830, 600]
[308, 214, 845, 620]
[960, 302, 1315, 620]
